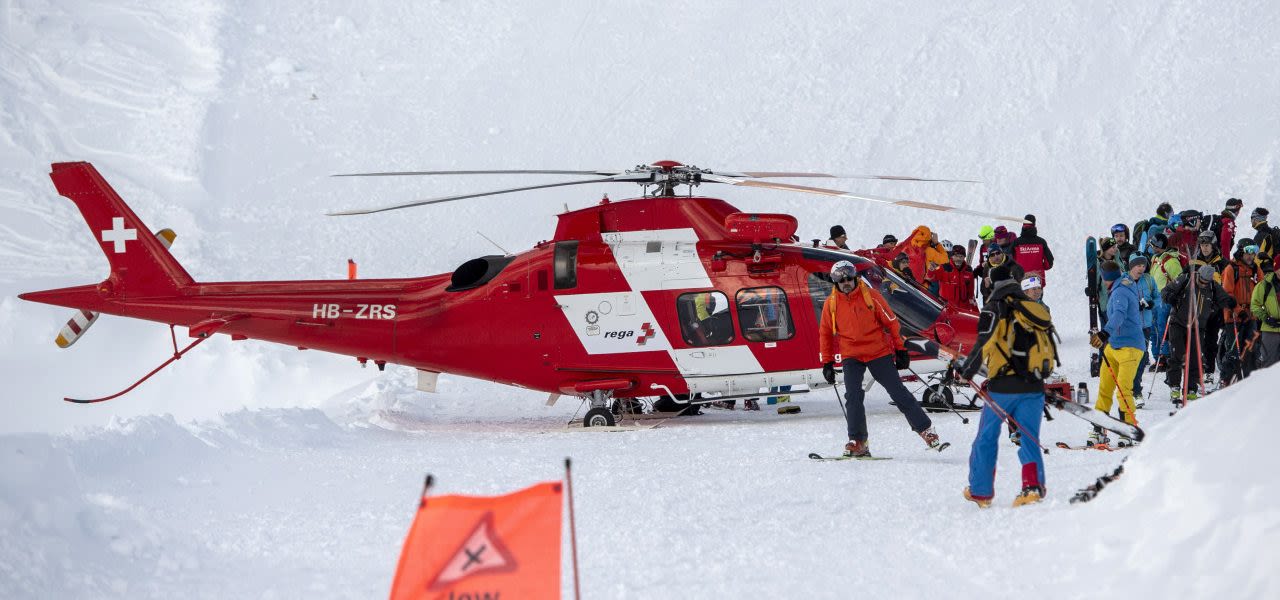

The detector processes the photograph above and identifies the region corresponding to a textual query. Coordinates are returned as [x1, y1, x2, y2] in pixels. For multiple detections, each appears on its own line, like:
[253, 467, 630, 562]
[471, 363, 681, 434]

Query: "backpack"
[982, 297, 1060, 381]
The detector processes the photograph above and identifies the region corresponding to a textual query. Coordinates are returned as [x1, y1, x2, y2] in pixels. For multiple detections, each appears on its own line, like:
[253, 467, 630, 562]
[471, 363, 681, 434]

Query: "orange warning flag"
[390, 481, 563, 600]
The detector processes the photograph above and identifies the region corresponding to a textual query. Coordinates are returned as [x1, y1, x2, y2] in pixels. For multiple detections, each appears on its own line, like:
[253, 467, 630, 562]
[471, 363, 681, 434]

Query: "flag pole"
[564, 458, 581, 600]
[420, 474, 433, 506]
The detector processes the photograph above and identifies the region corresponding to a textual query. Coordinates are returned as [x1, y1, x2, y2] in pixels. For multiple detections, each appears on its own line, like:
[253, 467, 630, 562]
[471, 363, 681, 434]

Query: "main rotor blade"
[706, 176, 1026, 224]
[331, 169, 623, 177]
[717, 171, 980, 183]
[327, 175, 644, 216]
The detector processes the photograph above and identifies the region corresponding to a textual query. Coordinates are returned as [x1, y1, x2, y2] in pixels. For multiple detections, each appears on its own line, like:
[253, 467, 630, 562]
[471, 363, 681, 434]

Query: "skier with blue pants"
[958, 277, 1056, 508]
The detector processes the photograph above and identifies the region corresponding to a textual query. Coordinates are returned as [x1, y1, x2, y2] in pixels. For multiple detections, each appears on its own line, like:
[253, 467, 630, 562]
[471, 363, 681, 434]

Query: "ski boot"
[1187, 388, 1200, 402]
[843, 439, 871, 458]
[963, 487, 993, 509]
[1012, 485, 1045, 507]
[919, 427, 949, 452]
[1204, 373, 1215, 390]
[1170, 388, 1184, 409]
[744, 398, 760, 411]
[1087, 426, 1110, 448]
[1116, 436, 1140, 448]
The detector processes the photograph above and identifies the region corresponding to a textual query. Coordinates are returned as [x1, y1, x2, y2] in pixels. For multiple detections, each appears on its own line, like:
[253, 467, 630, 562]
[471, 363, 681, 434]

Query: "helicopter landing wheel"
[583, 407, 616, 428]
[921, 384, 955, 413]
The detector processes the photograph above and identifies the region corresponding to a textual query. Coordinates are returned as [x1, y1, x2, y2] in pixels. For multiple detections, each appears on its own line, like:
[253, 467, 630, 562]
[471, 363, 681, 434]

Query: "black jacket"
[976, 259, 1024, 304]
[1011, 226, 1055, 269]
[1161, 273, 1236, 329]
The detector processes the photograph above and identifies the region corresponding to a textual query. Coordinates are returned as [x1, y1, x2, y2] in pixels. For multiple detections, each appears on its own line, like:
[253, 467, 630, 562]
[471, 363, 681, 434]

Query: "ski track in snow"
[2, 0, 1280, 597]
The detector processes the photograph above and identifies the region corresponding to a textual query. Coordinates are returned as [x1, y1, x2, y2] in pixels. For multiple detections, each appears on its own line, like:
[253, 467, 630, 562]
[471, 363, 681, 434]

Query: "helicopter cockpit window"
[676, 291, 734, 347]
[553, 241, 579, 289]
[735, 287, 794, 342]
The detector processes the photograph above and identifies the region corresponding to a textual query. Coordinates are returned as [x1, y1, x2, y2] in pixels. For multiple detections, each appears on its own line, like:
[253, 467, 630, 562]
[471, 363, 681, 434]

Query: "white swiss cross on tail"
[101, 217, 137, 253]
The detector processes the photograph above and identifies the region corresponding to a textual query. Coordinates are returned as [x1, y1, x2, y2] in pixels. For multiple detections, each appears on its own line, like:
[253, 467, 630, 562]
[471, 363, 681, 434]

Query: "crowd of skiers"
[1088, 200, 1280, 419]
[825, 214, 1056, 312]
[817, 202, 1279, 508]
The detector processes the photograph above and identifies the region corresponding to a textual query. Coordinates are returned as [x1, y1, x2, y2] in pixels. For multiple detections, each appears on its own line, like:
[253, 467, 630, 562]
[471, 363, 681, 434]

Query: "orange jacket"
[903, 225, 948, 284]
[819, 283, 905, 363]
[1222, 260, 1259, 323]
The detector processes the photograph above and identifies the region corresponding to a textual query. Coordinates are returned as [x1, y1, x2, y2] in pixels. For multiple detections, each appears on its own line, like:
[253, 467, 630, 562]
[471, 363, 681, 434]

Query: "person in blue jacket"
[1087, 254, 1149, 446]
[1126, 254, 1161, 404]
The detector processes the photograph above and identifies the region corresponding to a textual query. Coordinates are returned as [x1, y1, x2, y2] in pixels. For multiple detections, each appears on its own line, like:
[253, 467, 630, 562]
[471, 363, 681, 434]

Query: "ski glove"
[1090, 330, 1110, 349]
[822, 362, 837, 385]
[1138, 299, 1152, 310]
[1266, 317, 1280, 329]
[894, 349, 911, 370]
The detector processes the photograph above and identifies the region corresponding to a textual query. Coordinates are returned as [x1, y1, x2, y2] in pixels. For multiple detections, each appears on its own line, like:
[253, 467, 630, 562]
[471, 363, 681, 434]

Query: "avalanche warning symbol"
[426, 512, 519, 591]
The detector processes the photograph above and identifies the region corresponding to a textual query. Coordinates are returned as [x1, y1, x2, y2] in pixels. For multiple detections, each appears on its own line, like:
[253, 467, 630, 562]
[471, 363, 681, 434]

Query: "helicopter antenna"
[476, 231, 512, 256]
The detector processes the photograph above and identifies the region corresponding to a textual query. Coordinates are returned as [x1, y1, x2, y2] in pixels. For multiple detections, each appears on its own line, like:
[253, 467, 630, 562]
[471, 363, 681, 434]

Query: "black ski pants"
[842, 355, 931, 442]
[1165, 320, 1202, 392]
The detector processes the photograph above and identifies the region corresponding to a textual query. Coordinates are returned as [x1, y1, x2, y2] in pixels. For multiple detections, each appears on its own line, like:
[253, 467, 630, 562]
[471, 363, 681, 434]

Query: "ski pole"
[1191, 283, 1206, 398]
[830, 380, 846, 419]
[906, 365, 969, 424]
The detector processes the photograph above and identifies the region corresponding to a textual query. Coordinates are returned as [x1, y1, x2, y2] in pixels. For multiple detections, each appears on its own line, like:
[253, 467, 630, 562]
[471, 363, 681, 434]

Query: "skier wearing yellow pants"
[1089, 255, 1149, 446]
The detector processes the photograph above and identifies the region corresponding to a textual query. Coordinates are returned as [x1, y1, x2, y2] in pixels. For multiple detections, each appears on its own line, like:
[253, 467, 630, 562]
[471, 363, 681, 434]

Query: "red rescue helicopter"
[22, 161, 1025, 427]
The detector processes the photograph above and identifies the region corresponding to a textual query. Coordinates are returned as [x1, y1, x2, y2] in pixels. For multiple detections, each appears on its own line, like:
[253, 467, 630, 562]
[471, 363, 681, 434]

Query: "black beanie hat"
[831, 225, 847, 239]
[1226, 198, 1243, 209]
[1157, 202, 1173, 218]
[882, 234, 898, 245]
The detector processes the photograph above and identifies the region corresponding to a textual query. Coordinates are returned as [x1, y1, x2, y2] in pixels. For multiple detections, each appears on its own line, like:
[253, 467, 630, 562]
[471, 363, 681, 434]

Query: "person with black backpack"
[957, 279, 1058, 508]
[1134, 202, 1174, 250]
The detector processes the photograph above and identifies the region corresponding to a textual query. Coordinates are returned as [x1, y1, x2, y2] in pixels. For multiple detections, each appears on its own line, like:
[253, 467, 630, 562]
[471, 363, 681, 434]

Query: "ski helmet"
[1157, 202, 1173, 218]
[1149, 232, 1168, 250]
[978, 225, 995, 240]
[940, 239, 954, 251]
[882, 234, 898, 245]
[1198, 231, 1217, 246]
[830, 260, 858, 284]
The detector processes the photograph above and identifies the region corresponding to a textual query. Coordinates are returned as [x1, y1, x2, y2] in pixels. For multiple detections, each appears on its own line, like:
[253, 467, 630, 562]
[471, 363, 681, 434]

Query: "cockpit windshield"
[801, 247, 943, 336]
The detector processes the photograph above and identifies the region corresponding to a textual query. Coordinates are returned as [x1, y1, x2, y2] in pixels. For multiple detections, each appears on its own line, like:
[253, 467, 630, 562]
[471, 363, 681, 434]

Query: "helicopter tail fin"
[45, 162, 194, 297]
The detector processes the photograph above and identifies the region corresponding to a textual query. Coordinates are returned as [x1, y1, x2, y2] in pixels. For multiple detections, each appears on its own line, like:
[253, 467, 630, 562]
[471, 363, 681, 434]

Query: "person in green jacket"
[1251, 256, 1280, 368]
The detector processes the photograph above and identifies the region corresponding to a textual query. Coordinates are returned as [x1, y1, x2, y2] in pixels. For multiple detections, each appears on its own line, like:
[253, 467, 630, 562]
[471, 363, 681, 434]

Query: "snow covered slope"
[2, 1, 1280, 597]
[2, 364, 1277, 598]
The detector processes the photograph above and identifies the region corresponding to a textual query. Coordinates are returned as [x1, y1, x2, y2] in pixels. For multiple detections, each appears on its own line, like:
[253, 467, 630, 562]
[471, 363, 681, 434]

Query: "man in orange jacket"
[820, 261, 948, 457]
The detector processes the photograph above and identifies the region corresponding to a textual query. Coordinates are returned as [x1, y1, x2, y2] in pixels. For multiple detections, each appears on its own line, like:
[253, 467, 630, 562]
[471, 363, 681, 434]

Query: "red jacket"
[935, 263, 976, 310]
[819, 283, 904, 364]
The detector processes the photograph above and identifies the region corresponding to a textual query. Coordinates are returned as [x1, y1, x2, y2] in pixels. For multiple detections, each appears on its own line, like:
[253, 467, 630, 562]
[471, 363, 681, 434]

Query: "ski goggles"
[1020, 275, 1043, 291]
[831, 265, 859, 283]
[1244, 244, 1259, 255]
[1110, 224, 1127, 234]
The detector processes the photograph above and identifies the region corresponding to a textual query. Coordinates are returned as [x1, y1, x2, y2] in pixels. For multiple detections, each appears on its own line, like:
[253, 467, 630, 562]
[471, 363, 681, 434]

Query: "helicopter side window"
[807, 273, 835, 324]
[735, 287, 794, 342]
[675, 291, 734, 346]
[553, 241, 579, 289]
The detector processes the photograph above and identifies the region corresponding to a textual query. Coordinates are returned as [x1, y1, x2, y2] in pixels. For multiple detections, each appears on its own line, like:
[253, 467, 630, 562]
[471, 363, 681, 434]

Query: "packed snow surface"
[2, 0, 1279, 597]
